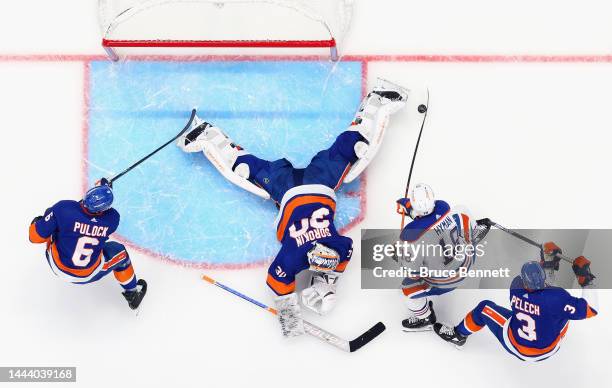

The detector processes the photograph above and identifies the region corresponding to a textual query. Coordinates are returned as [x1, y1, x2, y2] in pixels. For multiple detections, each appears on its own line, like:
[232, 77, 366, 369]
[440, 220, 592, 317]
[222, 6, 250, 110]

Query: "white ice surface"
[1, 1, 612, 387]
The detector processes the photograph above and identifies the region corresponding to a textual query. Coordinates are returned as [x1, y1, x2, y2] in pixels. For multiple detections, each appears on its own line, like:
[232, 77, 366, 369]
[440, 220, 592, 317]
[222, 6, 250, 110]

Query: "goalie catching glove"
[301, 272, 339, 316]
[472, 218, 491, 244]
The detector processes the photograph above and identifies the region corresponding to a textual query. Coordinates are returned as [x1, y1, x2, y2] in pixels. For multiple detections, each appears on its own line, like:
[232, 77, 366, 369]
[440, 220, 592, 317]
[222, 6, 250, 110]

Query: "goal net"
[99, 0, 354, 60]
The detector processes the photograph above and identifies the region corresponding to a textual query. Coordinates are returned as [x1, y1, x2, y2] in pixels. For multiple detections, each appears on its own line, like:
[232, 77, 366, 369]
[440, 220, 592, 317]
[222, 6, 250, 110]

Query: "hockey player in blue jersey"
[177, 79, 408, 336]
[433, 247, 598, 361]
[29, 180, 147, 310]
[395, 183, 490, 331]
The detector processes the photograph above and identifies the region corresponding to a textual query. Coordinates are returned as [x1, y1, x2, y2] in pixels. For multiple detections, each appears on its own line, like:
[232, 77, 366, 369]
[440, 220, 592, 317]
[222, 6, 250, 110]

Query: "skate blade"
[132, 302, 144, 317]
[132, 297, 145, 317]
[190, 114, 205, 129]
[445, 341, 465, 351]
[402, 325, 434, 333]
[435, 336, 466, 350]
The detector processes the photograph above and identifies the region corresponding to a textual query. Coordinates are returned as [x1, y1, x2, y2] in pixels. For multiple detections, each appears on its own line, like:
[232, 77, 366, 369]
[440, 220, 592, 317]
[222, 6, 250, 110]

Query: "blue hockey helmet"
[521, 261, 546, 291]
[83, 185, 114, 213]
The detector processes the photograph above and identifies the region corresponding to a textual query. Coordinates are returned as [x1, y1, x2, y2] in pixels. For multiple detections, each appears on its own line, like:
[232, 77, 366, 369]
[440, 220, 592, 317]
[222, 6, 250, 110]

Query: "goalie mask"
[307, 242, 341, 272]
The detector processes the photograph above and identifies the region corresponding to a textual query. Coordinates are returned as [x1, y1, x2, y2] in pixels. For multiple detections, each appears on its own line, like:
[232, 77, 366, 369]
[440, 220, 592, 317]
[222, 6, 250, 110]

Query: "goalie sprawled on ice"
[178, 79, 408, 337]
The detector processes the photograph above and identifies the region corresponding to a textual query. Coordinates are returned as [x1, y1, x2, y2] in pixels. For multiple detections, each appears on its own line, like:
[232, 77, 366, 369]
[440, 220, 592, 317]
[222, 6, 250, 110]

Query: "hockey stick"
[202, 275, 386, 353]
[107, 109, 197, 185]
[400, 90, 430, 229]
[482, 219, 572, 263]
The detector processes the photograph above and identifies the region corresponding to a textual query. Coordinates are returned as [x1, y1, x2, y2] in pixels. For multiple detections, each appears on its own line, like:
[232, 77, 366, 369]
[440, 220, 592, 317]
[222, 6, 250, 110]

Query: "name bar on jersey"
[73, 222, 110, 238]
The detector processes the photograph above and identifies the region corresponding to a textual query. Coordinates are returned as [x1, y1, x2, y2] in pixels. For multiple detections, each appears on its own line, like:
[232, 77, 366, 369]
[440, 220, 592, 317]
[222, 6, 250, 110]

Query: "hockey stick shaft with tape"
[485, 219, 572, 263]
[108, 109, 197, 185]
[400, 90, 430, 229]
[202, 275, 385, 352]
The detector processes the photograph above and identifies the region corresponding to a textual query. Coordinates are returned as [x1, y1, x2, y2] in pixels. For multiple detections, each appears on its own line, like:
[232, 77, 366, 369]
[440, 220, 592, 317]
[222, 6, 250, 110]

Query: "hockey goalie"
[177, 79, 408, 337]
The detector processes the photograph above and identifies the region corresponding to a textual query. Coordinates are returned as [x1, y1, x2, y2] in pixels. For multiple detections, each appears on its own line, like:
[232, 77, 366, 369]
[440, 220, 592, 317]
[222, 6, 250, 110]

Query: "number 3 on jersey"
[516, 312, 537, 341]
[71, 236, 99, 267]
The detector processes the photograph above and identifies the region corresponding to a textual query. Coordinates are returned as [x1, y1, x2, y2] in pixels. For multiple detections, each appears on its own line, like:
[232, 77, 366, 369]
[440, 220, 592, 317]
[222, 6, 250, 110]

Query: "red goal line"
[1, 53, 612, 63]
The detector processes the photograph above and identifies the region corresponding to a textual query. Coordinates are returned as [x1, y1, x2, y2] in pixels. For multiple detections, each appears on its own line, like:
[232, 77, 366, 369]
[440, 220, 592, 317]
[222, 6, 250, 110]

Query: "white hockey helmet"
[409, 183, 435, 217]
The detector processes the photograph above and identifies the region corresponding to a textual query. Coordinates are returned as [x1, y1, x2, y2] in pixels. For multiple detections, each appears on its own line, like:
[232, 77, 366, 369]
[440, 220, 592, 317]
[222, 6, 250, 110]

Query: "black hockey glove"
[540, 241, 562, 271]
[475, 218, 493, 227]
[573, 256, 596, 287]
[96, 177, 113, 188]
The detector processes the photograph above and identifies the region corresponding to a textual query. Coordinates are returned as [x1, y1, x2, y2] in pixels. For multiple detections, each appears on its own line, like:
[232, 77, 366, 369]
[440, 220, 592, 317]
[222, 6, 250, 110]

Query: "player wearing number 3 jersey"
[29, 181, 147, 310]
[434, 257, 598, 361]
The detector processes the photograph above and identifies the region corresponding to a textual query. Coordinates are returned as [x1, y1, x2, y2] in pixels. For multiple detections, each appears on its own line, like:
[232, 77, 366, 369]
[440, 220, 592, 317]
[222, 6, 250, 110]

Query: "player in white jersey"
[396, 183, 490, 331]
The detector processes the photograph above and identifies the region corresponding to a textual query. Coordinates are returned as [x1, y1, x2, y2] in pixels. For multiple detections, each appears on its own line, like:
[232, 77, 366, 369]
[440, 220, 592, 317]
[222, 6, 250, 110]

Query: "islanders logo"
[85, 60, 365, 268]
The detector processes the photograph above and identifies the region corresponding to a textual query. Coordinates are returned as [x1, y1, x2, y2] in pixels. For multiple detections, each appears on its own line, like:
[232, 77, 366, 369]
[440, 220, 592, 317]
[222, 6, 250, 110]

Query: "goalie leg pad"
[192, 124, 271, 200]
[343, 79, 409, 183]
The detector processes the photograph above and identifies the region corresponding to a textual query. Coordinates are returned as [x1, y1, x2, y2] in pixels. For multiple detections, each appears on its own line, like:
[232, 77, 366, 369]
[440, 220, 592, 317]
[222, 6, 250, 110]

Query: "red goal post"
[99, 0, 354, 61]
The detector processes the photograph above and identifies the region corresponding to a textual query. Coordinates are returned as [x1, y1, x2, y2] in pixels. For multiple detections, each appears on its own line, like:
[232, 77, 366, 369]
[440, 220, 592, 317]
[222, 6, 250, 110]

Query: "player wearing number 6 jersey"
[177, 79, 408, 337]
[28, 181, 147, 310]
[433, 255, 598, 361]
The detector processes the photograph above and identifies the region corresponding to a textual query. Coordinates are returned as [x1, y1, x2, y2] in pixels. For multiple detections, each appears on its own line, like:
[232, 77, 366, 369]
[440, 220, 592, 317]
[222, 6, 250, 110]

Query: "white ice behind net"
[99, 0, 353, 45]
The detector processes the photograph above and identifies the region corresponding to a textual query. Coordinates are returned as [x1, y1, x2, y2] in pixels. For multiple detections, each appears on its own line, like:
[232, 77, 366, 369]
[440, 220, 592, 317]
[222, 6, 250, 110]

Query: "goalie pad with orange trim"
[344, 79, 409, 183]
[176, 118, 271, 199]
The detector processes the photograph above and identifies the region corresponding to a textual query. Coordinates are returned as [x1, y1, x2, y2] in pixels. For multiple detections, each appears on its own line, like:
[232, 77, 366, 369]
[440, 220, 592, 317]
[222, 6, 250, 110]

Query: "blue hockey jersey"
[504, 276, 597, 359]
[267, 185, 353, 295]
[29, 200, 120, 282]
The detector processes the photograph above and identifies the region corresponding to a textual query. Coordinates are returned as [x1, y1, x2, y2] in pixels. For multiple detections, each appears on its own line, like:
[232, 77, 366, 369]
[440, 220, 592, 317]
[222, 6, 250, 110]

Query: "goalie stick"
[400, 90, 430, 229]
[479, 219, 572, 263]
[105, 109, 197, 186]
[202, 275, 386, 353]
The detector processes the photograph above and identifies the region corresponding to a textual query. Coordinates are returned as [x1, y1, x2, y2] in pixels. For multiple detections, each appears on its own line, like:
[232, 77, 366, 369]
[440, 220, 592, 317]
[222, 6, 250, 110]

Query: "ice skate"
[433, 323, 467, 349]
[176, 114, 209, 152]
[122, 279, 147, 310]
[402, 301, 436, 332]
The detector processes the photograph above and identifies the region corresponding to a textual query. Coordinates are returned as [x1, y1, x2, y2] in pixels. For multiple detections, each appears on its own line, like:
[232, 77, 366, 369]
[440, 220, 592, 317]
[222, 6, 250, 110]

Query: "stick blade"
[348, 322, 386, 352]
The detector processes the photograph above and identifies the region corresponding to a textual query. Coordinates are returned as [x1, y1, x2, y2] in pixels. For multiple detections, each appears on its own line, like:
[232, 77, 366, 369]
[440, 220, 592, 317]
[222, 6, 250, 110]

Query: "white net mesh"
[99, 0, 353, 53]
